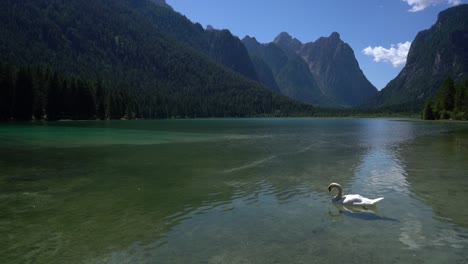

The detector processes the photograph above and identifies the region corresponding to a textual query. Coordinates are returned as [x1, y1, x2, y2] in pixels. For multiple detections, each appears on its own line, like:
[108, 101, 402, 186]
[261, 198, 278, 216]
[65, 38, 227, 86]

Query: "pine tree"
[12, 67, 35, 120]
[46, 72, 62, 120]
[438, 77, 455, 111]
[422, 101, 435, 120]
[75, 78, 96, 119]
[95, 80, 106, 120]
[0, 64, 16, 120]
[32, 65, 51, 119]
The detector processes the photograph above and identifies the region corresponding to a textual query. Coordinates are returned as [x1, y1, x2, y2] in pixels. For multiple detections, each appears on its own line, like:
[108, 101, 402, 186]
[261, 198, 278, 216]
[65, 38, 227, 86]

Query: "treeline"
[0, 64, 126, 120]
[0, 64, 315, 121]
[0, 1, 319, 121]
[422, 77, 468, 120]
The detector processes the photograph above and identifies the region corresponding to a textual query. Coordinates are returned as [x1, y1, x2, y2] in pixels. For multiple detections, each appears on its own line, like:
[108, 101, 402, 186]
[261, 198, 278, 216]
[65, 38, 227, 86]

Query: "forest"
[0, 64, 316, 121]
[0, 0, 323, 121]
[422, 77, 468, 120]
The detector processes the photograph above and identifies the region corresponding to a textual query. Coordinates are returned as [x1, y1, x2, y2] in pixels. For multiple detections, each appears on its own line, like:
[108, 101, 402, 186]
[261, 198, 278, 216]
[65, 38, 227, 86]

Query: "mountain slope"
[242, 36, 331, 106]
[0, 0, 314, 119]
[149, 0, 173, 10]
[243, 32, 377, 107]
[128, 0, 258, 81]
[275, 32, 378, 106]
[249, 55, 281, 93]
[365, 4, 468, 110]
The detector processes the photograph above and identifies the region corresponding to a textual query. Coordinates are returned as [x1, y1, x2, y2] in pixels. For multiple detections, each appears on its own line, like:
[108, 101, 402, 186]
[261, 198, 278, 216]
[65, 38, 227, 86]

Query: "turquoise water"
[1, 118, 467, 263]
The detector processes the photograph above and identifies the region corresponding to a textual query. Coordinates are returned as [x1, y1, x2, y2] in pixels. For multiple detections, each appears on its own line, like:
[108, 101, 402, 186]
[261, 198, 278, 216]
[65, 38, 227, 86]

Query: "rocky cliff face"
[242, 36, 330, 105]
[206, 29, 258, 81]
[274, 32, 303, 53]
[243, 32, 377, 106]
[275, 32, 378, 106]
[365, 4, 468, 109]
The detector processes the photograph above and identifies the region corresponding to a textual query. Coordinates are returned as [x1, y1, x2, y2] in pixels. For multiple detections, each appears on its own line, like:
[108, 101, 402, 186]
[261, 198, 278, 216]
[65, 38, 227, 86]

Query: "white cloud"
[362, 42, 412, 67]
[403, 0, 462, 12]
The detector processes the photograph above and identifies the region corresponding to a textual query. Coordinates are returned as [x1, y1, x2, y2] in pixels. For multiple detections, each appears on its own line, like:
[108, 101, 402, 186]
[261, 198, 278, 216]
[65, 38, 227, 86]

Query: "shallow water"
[1, 118, 467, 263]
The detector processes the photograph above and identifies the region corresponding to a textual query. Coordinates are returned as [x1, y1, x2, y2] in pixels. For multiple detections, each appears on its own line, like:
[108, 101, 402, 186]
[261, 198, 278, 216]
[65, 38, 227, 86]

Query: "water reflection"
[330, 203, 381, 215]
[351, 119, 412, 195]
[339, 119, 468, 252]
[394, 130, 468, 251]
[328, 203, 399, 222]
[401, 131, 468, 228]
[329, 203, 378, 218]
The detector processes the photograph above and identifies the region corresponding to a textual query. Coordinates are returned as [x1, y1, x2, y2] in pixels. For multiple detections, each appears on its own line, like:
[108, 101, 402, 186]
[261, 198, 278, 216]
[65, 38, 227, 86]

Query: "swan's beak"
[327, 186, 331, 192]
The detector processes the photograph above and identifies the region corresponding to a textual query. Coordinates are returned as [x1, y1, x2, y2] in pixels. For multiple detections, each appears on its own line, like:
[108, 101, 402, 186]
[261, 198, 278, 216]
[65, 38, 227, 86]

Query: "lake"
[1, 118, 467, 263]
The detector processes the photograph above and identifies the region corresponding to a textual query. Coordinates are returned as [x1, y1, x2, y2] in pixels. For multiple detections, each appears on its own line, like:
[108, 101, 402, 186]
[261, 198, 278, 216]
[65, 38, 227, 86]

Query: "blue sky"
[166, 0, 465, 90]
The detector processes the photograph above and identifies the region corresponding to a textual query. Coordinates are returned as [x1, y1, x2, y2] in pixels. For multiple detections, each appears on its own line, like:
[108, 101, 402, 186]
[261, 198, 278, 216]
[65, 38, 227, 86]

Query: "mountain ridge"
[149, 0, 173, 10]
[364, 4, 468, 110]
[243, 32, 378, 107]
[242, 35, 331, 106]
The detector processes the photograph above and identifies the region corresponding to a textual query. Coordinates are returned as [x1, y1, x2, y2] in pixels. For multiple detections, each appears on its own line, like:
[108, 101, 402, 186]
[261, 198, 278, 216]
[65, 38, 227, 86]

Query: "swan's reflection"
[328, 203, 398, 222]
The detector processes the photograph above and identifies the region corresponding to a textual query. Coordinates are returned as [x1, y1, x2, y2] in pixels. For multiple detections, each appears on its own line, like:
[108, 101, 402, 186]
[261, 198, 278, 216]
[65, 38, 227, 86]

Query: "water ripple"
[222, 155, 277, 173]
[222, 143, 318, 174]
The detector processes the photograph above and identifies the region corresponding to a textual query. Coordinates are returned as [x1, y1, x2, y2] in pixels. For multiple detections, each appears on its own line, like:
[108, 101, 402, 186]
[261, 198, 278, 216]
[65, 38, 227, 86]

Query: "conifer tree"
[0, 64, 15, 120]
[438, 77, 455, 111]
[46, 72, 62, 120]
[12, 67, 34, 120]
[422, 101, 435, 120]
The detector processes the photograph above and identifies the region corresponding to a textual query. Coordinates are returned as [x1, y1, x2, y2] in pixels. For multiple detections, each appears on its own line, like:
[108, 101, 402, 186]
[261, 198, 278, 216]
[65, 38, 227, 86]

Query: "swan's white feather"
[335, 194, 384, 206]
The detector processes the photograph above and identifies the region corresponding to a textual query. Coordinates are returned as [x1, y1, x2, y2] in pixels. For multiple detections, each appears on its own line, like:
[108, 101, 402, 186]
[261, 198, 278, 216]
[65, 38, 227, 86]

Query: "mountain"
[275, 32, 378, 106]
[129, 1, 258, 81]
[0, 0, 315, 120]
[242, 36, 330, 105]
[243, 32, 378, 107]
[149, 0, 173, 10]
[365, 4, 468, 110]
[274, 32, 303, 52]
[249, 54, 281, 94]
[205, 29, 258, 81]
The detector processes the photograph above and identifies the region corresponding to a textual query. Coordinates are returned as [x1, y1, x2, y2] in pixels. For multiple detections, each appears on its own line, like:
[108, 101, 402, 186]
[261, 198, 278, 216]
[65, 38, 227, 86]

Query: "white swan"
[328, 182, 384, 206]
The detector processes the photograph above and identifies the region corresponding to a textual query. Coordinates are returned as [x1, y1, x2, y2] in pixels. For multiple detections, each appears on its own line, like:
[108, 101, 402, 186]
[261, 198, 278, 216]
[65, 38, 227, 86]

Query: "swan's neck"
[332, 185, 343, 201]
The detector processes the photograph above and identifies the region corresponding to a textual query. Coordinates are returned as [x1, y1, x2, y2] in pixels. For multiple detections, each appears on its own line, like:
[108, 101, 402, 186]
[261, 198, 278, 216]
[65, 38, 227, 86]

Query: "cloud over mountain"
[403, 0, 462, 12]
[362, 42, 412, 67]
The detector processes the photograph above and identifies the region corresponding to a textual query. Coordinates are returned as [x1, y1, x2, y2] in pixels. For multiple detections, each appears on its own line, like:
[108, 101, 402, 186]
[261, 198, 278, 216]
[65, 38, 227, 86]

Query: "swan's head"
[328, 182, 342, 193]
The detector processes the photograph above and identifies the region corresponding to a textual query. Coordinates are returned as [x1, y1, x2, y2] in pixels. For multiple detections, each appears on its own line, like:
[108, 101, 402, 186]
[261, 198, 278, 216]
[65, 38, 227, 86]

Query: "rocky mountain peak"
[242, 35, 258, 43]
[244, 31, 377, 107]
[274, 32, 303, 52]
[329, 32, 341, 41]
[294, 32, 377, 106]
[273, 32, 292, 47]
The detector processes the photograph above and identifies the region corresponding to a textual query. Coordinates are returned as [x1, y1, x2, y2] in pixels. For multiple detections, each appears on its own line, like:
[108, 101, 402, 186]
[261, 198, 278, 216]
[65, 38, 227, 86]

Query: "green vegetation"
[0, 0, 320, 121]
[0, 64, 317, 121]
[422, 77, 468, 120]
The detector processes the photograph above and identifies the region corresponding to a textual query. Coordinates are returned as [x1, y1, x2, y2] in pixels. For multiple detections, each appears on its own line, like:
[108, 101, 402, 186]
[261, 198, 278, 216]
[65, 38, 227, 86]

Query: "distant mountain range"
[364, 4, 468, 111]
[0, 0, 466, 119]
[243, 32, 378, 106]
[242, 35, 329, 106]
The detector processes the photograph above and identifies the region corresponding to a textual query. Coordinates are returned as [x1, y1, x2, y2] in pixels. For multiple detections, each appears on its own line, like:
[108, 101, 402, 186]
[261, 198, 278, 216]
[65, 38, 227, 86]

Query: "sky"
[166, 0, 465, 90]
